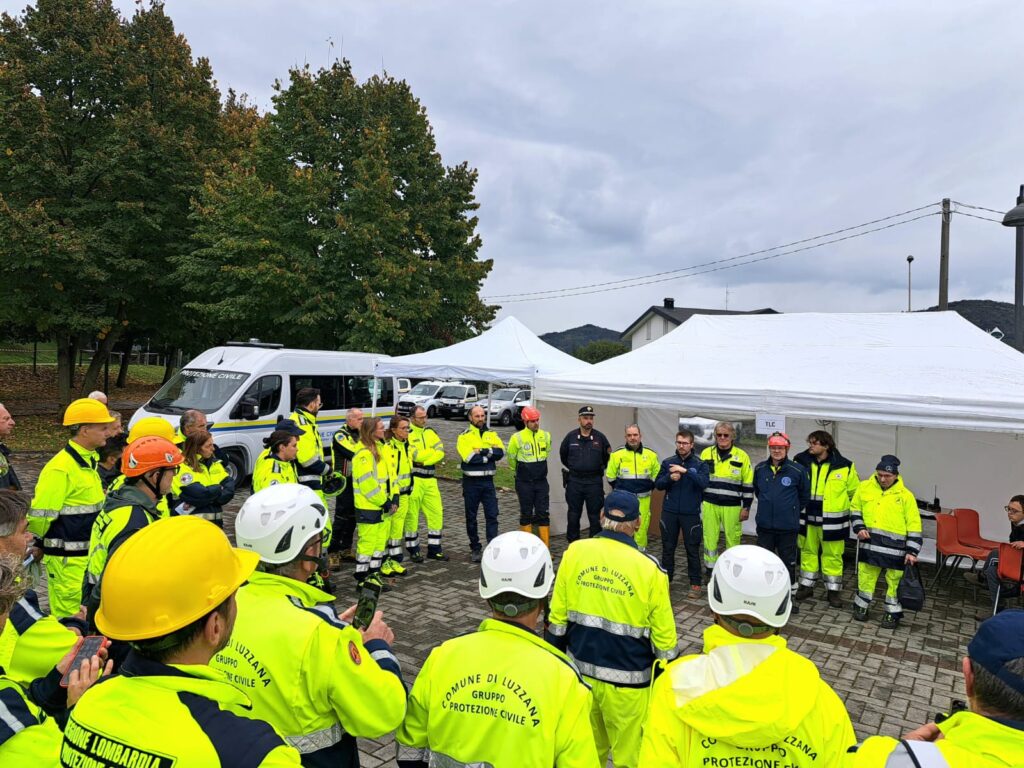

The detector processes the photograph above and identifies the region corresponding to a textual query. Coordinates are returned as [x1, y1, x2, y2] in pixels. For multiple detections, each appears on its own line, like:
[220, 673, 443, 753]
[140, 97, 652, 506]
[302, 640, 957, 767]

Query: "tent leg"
[485, 382, 493, 429]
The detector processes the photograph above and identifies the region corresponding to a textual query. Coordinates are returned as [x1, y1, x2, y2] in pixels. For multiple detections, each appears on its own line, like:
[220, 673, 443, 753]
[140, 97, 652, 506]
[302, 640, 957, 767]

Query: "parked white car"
[485, 387, 532, 426]
[396, 380, 455, 418]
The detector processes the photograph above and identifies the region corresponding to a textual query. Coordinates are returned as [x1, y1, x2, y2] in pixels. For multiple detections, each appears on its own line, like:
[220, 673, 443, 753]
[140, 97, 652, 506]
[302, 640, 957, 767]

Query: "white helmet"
[479, 531, 553, 603]
[235, 484, 326, 564]
[708, 545, 792, 628]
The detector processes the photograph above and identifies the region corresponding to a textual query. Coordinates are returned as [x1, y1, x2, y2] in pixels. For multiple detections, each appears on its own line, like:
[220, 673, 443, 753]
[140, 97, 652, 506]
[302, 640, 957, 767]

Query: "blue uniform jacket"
[654, 452, 710, 516]
[752, 458, 810, 532]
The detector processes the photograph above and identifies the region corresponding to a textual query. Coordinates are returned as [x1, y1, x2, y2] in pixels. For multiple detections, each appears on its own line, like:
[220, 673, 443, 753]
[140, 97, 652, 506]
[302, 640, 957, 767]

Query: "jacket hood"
[668, 625, 820, 747]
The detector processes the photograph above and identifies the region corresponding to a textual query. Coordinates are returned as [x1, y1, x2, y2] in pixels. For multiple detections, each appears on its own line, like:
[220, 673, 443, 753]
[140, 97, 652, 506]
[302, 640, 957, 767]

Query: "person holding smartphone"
[219, 484, 406, 766]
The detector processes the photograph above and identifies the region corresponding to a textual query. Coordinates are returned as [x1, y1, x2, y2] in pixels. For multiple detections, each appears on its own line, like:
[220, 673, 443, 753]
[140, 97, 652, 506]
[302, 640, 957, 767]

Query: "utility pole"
[938, 198, 950, 310]
[906, 255, 914, 312]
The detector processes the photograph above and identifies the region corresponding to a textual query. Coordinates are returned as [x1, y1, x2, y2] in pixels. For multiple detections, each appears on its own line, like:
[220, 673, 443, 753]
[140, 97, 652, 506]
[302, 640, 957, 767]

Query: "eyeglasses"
[1006, 506, 1023, 514]
[675, 440, 691, 445]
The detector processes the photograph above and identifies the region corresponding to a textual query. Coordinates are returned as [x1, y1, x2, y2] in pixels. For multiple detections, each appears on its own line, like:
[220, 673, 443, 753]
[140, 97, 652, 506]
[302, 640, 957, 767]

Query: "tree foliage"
[574, 339, 629, 363]
[180, 61, 495, 354]
[0, 0, 222, 402]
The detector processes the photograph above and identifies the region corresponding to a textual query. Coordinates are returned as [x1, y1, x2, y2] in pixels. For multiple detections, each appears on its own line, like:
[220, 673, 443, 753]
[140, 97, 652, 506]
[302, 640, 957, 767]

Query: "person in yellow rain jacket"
[29, 398, 115, 618]
[640, 545, 855, 767]
[170, 429, 236, 526]
[252, 423, 303, 493]
[847, 610, 1024, 768]
[396, 530, 600, 768]
[382, 416, 413, 579]
[65, 515, 303, 767]
[351, 417, 398, 587]
[507, 406, 552, 545]
[850, 455, 921, 630]
[605, 424, 661, 550]
[216, 484, 407, 766]
[405, 406, 448, 562]
[546, 490, 677, 768]
[456, 405, 505, 563]
[106, 416, 178, 518]
[699, 421, 754, 574]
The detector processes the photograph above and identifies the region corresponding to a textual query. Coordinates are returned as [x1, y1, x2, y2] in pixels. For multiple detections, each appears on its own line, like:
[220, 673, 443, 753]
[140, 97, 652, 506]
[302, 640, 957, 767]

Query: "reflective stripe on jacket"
[851, 475, 922, 570]
[252, 449, 300, 493]
[409, 424, 444, 478]
[171, 457, 235, 522]
[606, 445, 660, 497]
[388, 437, 414, 494]
[793, 449, 859, 540]
[699, 446, 754, 508]
[352, 443, 397, 521]
[289, 409, 328, 489]
[29, 442, 105, 557]
[0, 589, 77, 688]
[507, 428, 551, 483]
[456, 428, 505, 480]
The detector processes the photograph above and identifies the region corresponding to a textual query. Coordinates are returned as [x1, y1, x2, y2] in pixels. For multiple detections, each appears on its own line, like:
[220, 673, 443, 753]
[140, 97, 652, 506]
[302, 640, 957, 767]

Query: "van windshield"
[147, 369, 249, 414]
[409, 383, 440, 397]
[439, 385, 468, 399]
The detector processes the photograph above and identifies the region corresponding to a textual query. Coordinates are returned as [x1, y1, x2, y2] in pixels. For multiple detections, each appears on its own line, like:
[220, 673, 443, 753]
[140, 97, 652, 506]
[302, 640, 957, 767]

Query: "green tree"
[574, 339, 629, 363]
[181, 61, 494, 354]
[0, 0, 222, 403]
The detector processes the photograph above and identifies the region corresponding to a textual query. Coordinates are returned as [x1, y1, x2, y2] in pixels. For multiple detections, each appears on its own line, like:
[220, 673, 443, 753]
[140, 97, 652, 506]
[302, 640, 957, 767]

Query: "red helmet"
[521, 406, 541, 423]
[767, 432, 790, 448]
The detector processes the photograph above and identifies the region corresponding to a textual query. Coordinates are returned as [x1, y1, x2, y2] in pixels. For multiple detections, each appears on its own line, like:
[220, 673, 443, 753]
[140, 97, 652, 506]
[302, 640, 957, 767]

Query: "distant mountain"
[925, 299, 1017, 346]
[540, 324, 621, 354]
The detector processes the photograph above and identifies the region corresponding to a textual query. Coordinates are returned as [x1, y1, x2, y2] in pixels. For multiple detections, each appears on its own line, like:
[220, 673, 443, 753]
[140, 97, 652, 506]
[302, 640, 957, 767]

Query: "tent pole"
[486, 382, 493, 428]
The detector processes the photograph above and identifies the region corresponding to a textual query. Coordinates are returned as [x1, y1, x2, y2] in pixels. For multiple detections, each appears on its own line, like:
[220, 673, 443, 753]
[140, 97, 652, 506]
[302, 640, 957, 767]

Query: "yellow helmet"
[126, 416, 176, 444]
[62, 398, 115, 427]
[95, 516, 259, 641]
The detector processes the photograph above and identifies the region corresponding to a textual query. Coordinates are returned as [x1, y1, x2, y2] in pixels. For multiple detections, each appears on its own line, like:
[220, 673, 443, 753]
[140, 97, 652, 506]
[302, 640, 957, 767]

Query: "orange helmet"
[767, 431, 791, 448]
[122, 436, 184, 477]
[521, 406, 541, 422]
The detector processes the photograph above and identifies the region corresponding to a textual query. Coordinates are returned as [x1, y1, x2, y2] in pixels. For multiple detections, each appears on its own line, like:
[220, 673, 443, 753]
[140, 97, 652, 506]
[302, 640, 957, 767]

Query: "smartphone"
[352, 581, 382, 631]
[934, 699, 968, 724]
[59, 635, 106, 687]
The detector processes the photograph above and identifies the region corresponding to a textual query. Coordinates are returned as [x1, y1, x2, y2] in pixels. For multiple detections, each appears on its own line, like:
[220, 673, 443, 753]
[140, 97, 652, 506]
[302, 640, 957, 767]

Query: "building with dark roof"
[620, 298, 778, 350]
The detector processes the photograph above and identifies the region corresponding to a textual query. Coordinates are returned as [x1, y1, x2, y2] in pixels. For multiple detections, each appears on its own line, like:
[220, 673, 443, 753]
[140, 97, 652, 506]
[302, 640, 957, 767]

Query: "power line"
[953, 210, 1003, 224]
[484, 202, 940, 301]
[491, 211, 941, 303]
[952, 200, 1006, 216]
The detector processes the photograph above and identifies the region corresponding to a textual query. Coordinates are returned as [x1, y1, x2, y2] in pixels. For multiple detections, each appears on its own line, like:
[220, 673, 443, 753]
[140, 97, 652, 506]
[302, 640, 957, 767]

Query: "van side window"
[240, 375, 282, 417]
[291, 376, 345, 411]
[344, 376, 374, 409]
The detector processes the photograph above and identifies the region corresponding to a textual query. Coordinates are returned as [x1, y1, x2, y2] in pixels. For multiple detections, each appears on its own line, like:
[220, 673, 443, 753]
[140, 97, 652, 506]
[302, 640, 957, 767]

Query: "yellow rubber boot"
[538, 526, 550, 548]
[520, 524, 533, 533]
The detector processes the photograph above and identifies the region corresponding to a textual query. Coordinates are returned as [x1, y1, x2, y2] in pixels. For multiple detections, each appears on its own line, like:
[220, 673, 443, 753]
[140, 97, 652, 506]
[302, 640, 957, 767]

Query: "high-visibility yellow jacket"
[29, 441, 105, 557]
[395, 618, 600, 768]
[0, 589, 77, 688]
[388, 437, 413, 495]
[0, 676, 61, 762]
[546, 532, 677, 686]
[332, 427, 361, 477]
[288, 408, 329, 491]
[699, 445, 754, 509]
[848, 711, 1024, 767]
[508, 427, 552, 483]
[252, 448, 299, 493]
[456, 427, 505, 480]
[86, 484, 161, 588]
[640, 624, 855, 767]
[793, 449, 859, 540]
[851, 474, 922, 569]
[170, 457, 235, 523]
[210, 571, 406, 763]
[408, 423, 444, 479]
[606, 444, 660, 497]
[352, 442, 397, 522]
[63, 652, 302, 767]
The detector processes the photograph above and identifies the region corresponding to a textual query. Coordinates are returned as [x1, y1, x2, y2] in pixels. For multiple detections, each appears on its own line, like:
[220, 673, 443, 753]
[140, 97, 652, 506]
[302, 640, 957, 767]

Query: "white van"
[129, 341, 397, 481]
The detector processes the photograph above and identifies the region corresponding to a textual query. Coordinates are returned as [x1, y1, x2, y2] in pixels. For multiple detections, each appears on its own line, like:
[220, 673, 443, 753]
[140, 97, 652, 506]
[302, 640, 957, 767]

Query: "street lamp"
[906, 255, 914, 312]
[1002, 185, 1024, 351]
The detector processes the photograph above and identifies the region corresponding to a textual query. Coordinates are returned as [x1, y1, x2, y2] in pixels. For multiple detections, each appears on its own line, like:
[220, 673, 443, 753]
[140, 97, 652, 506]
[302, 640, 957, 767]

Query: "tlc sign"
[755, 414, 786, 435]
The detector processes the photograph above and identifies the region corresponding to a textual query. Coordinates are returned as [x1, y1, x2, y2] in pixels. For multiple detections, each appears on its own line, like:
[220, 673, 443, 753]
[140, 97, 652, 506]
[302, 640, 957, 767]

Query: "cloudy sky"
[11, 0, 1024, 335]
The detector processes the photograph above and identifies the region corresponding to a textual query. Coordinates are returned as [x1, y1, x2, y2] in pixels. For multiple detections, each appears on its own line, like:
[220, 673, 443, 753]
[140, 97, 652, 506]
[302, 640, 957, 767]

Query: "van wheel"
[223, 451, 248, 487]
[427, 405, 436, 418]
[499, 411, 512, 426]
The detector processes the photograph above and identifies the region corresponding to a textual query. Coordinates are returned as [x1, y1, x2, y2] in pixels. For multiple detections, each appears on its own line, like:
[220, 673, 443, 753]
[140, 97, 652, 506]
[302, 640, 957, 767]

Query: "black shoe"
[428, 551, 450, 562]
[409, 550, 424, 563]
[963, 572, 987, 589]
[471, 549, 482, 563]
[790, 601, 800, 615]
[881, 613, 900, 630]
[827, 591, 843, 609]
[853, 604, 869, 622]
[795, 585, 814, 601]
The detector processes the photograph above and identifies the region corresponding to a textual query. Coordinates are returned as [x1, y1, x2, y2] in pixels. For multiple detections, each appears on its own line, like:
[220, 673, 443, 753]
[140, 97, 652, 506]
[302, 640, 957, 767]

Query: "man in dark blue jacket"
[654, 429, 711, 595]
[753, 431, 810, 614]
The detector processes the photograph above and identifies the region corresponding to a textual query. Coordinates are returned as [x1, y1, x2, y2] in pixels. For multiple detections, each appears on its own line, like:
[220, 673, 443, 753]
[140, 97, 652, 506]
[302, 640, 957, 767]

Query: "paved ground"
[12, 418, 984, 766]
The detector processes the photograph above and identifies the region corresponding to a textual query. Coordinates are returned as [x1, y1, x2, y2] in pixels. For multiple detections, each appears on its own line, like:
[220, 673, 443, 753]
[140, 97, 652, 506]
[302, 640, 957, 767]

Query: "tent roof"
[374, 316, 589, 382]
[535, 312, 1024, 432]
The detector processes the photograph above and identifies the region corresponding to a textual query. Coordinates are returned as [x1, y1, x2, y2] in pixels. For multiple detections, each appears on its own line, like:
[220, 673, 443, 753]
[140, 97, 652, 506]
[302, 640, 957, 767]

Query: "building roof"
[620, 304, 778, 341]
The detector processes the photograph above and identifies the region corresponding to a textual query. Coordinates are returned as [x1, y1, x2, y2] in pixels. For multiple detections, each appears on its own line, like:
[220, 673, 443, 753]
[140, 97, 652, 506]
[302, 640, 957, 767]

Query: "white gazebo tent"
[534, 312, 1024, 542]
[374, 316, 590, 419]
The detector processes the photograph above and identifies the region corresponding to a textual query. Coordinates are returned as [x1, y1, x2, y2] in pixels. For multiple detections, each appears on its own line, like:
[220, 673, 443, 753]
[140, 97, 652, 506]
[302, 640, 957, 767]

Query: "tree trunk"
[56, 332, 73, 408]
[80, 326, 124, 396]
[162, 347, 177, 383]
[67, 337, 79, 393]
[116, 334, 134, 388]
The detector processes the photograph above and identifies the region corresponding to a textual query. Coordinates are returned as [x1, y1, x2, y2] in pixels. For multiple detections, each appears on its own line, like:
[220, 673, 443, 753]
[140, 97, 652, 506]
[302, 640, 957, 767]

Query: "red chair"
[933, 514, 990, 587]
[952, 508, 1001, 550]
[993, 543, 1024, 616]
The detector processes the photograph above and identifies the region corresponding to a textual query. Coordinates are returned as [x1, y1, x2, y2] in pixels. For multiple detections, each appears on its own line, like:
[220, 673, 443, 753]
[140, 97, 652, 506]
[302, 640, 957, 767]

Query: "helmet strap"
[718, 613, 776, 638]
[140, 469, 166, 499]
